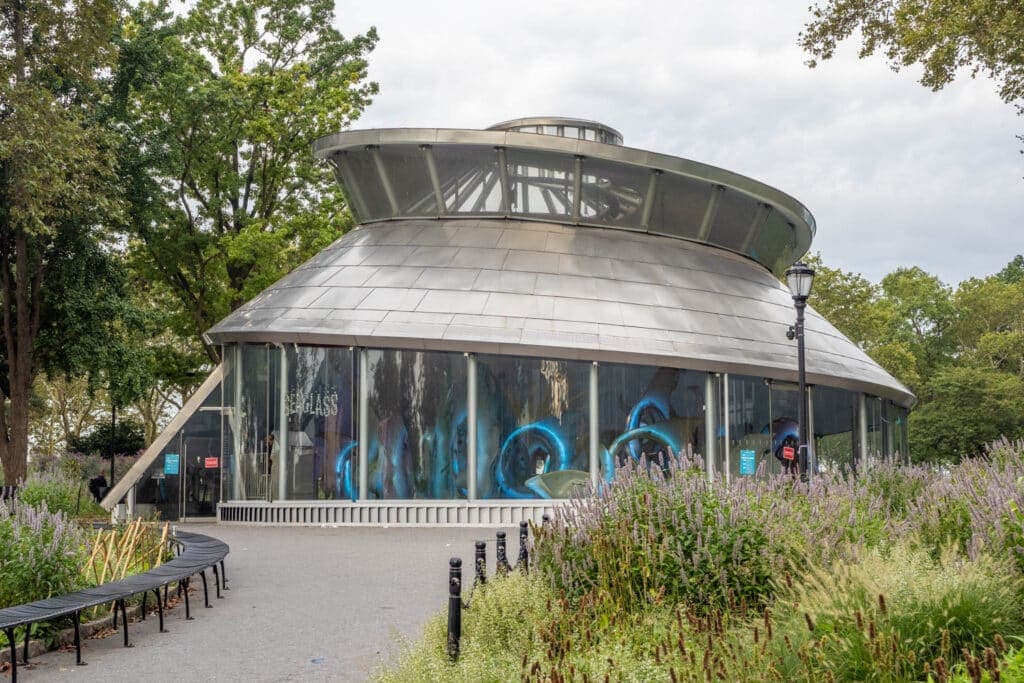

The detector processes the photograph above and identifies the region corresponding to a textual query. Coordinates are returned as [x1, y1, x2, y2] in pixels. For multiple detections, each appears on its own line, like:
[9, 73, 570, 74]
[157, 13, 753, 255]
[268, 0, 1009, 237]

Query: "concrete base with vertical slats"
[216, 500, 560, 527]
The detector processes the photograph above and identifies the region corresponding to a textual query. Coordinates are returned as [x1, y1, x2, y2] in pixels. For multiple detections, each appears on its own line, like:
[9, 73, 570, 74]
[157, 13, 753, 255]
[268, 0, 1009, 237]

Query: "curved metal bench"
[0, 529, 229, 682]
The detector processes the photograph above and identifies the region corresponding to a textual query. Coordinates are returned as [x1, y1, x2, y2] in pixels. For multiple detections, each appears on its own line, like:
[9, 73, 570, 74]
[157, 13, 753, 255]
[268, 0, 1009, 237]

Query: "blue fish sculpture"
[496, 417, 575, 498]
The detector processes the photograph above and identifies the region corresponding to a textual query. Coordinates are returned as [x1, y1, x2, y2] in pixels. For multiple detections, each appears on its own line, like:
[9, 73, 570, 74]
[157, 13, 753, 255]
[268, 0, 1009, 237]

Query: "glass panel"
[895, 406, 910, 463]
[379, 145, 437, 216]
[866, 396, 885, 460]
[812, 385, 857, 475]
[708, 190, 761, 253]
[580, 158, 648, 229]
[649, 174, 713, 241]
[342, 149, 394, 220]
[768, 381, 801, 475]
[477, 355, 590, 499]
[431, 145, 502, 214]
[283, 346, 356, 500]
[751, 212, 797, 275]
[725, 375, 773, 479]
[506, 149, 575, 219]
[224, 344, 281, 501]
[365, 349, 467, 499]
[598, 363, 707, 476]
[134, 382, 222, 520]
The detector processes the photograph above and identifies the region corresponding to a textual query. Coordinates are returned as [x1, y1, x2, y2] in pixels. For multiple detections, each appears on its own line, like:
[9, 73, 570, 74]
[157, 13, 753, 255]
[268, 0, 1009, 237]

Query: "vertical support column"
[704, 373, 716, 482]
[589, 361, 599, 487]
[231, 345, 243, 500]
[358, 349, 370, 500]
[466, 353, 478, 501]
[277, 345, 288, 502]
[571, 156, 583, 222]
[722, 373, 731, 484]
[496, 147, 511, 215]
[858, 393, 869, 472]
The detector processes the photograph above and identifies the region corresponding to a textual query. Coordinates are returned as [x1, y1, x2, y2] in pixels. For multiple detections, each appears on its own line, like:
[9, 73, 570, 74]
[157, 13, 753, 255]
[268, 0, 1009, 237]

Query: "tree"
[800, 1, 1024, 147]
[909, 365, 1024, 462]
[803, 253, 887, 350]
[68, 419, 145, 457]
[120, 0, 377, 366]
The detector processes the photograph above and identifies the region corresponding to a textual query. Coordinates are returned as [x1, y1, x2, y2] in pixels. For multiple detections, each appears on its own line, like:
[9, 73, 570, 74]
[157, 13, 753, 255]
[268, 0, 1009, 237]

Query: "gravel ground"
[17, 522, 511, 682]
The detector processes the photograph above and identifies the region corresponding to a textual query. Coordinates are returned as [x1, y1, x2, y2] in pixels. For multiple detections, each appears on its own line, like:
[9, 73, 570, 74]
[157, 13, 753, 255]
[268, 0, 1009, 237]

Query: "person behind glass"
[266, 414, 315, 495]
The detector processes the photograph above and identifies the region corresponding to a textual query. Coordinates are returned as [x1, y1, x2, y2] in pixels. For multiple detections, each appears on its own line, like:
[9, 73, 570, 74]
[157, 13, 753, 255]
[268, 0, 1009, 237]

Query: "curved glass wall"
[330, 144, 807, 274]
[364, 349, 467, 500]
[476, 355, 590, 499]
[598, 363, 707, 470]
[812, 385, 858, 475]
[217, 343, 910, 501]
[285, 346, 355, 500]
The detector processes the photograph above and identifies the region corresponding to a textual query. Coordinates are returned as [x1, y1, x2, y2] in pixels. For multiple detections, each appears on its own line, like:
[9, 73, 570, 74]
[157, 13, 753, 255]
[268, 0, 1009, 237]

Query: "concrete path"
[19, 523, 512, 682]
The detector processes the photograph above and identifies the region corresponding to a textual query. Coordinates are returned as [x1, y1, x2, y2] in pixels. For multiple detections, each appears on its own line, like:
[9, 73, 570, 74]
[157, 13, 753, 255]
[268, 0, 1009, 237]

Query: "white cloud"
[334, 0, 1023, 284]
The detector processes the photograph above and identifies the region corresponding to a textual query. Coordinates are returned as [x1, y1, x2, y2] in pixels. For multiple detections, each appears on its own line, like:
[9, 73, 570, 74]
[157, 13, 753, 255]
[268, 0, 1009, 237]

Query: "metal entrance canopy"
[314, 118, 815, 275]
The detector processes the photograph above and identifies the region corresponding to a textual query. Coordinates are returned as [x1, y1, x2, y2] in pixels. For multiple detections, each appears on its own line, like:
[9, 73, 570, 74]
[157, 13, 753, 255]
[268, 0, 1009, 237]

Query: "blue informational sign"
[739, 449, 756, 476]
[164, 453, 180, 476]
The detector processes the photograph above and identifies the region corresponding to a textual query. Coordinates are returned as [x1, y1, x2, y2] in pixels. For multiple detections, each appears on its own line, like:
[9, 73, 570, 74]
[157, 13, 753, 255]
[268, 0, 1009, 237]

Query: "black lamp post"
[785, 261, 815, 478]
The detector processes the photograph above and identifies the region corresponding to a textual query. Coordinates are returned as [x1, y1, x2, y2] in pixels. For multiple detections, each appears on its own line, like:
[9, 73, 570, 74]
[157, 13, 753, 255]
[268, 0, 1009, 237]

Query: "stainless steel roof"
[313, 127, 816, 275]
[207, 218, 914, 407]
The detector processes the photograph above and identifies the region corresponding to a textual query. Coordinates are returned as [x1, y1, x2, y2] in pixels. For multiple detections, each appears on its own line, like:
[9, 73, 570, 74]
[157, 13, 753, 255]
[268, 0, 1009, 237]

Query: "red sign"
[782, 446, 795, 461]
[204, 457, 219, 469]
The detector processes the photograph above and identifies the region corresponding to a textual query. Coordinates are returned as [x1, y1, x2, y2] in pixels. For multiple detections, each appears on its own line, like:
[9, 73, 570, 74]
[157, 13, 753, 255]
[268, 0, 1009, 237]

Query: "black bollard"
[517, 520, 529, 573]
[446, 557, 462, 660]
[542, 513, 551, 526]
[496, 531, 511, 575]
[474, 540, 487, 587]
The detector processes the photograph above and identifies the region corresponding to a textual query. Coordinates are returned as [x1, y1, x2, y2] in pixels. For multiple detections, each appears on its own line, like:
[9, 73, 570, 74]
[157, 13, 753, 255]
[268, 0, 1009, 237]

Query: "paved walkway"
[21, 523, 509, 682]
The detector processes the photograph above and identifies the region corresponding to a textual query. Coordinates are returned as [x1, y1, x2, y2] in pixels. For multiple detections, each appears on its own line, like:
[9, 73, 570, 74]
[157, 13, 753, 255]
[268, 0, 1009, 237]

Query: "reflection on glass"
[365, 350, 467, 499]
[135, 384, 222, 520]
[477, 355, 589, 499]
[284, 346, 354, 500]
[866, 396, 885, 461]
[598, 363, 706, 475]
[724, 375, 773, 479]
[813, 386, 857, 475]
[225, 344, 281, 501]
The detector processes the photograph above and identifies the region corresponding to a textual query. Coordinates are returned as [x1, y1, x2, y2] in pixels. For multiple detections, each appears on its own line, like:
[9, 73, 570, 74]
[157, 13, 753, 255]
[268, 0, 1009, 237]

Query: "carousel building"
[105, 117, 914, 525]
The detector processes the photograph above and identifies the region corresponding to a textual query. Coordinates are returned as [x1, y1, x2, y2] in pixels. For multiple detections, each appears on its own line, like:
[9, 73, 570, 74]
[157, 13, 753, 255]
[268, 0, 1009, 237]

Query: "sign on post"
[164, 453, 180, 475]
[204, 457, 219, 469]
[782, 446, 795, 461]
[739, 449, 756, 475]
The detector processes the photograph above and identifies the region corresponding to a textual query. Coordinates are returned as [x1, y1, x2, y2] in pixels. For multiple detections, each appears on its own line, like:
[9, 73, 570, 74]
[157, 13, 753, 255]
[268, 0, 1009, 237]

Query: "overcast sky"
[333, 1, 1022, 286]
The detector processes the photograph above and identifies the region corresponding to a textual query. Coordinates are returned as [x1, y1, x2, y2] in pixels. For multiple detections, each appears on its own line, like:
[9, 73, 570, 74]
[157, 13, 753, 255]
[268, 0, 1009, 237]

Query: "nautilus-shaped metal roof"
[207, 118, 913, 407]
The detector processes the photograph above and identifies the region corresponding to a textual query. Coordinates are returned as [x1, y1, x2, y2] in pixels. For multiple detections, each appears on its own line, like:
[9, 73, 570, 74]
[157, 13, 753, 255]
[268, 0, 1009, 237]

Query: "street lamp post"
[785, 261, 815, 478]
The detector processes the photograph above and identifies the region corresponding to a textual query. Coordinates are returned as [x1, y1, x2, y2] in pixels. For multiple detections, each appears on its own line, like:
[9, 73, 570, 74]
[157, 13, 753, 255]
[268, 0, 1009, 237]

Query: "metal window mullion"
[467, 353, 477, 500]
[231, 345, 243, 500]
[697, 185, 724, 241]
[723, 373, 730, 484]
[704, 373, 715, 483]
[421, 145, 446, 216]
[369, 146, 400, 215]
[497, 147, 511, 214]
[277, 346, 288, 502]
[589, 361, 599, 487]
[858, 393, 869, 473]
[571, 156, 583, 223]
[358, 349, 370, 500]
[640, 169, 660, 229]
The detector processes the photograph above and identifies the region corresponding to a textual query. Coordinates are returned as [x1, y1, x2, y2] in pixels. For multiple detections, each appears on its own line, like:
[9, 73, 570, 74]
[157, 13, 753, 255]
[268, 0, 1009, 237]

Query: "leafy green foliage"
[117, 0, 377, 365]
[0, 499, 86, 609]
[800, 1, 1024, 149]
[67, 419, 145, 457]
[16, 470, 106, 519]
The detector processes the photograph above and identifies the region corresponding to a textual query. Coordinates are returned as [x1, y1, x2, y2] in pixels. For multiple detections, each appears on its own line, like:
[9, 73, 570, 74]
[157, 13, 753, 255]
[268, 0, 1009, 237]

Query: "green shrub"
[377, 572, 558, 683]
[773, 544, 1024, 681]
[18, 470, 106, 519]
[0, 499, 86, 609]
